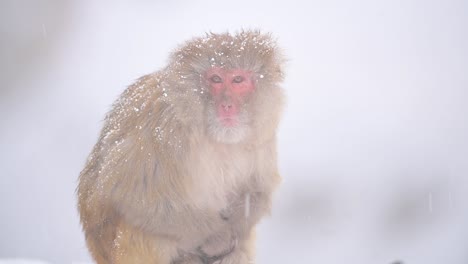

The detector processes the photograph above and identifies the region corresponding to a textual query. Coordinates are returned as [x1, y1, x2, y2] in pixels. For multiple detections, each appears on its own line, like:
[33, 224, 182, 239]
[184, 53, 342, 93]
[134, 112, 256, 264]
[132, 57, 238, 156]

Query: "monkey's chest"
[186, 146, 255, 216]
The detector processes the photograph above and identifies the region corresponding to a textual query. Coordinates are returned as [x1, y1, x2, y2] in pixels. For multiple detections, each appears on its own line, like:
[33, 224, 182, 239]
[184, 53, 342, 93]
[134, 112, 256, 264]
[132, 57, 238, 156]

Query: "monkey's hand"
[197, 230, 237, 263]
[172, 254, 204, 264]
[225, 191, 271, 238]
[213, 247, 250, 264]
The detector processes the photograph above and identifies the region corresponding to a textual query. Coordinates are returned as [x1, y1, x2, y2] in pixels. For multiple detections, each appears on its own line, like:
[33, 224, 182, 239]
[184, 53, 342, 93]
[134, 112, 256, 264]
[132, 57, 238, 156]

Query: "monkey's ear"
[271, 52, 288, 82]
[275, 64, 285, 81]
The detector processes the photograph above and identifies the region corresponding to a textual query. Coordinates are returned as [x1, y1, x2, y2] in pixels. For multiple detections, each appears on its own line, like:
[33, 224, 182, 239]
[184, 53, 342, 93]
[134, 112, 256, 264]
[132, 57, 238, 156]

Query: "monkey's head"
[165, 30, 285, 144]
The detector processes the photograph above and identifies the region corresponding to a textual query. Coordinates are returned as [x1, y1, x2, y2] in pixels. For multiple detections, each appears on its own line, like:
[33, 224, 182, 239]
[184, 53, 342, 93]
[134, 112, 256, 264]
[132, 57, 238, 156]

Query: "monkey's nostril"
[219, 102, 236, 116]
[222, 104, 232, 110]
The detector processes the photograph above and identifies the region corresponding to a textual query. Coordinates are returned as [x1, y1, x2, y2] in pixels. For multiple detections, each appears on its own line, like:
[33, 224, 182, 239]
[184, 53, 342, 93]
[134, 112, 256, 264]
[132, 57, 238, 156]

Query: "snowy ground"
[1, 0, 467, 263]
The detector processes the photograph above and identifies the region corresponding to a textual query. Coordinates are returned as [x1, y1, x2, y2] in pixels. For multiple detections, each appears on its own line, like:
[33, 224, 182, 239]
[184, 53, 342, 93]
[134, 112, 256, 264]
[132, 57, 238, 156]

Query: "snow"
[0, 261, 50, 264]
[1, 0, 468, 264]
[0, 259, 92, 264]
[0, 261, 92, 264]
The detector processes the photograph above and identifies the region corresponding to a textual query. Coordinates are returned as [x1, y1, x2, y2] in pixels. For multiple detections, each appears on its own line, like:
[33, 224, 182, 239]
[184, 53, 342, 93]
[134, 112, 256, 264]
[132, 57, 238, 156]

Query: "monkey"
[77, 30, 285, 264]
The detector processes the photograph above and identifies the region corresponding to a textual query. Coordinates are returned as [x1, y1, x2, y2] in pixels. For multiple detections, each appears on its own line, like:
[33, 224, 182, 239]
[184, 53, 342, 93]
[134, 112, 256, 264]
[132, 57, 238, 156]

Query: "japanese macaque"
[78, 30, 285, 264]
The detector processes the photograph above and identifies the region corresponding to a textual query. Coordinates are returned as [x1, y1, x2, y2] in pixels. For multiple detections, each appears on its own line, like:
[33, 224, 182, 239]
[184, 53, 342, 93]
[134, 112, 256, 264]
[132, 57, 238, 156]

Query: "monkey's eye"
[233, 76, 244, 83]
[210, 75, 223, 83]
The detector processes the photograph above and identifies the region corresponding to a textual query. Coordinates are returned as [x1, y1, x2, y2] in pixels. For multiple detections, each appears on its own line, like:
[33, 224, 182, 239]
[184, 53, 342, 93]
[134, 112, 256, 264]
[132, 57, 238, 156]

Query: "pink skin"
[205, 68, 255, 126]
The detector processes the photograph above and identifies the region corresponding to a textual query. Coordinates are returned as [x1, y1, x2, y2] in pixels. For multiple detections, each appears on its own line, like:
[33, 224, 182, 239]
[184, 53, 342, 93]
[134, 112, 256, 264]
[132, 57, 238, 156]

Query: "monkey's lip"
[219, 117, 238, 127]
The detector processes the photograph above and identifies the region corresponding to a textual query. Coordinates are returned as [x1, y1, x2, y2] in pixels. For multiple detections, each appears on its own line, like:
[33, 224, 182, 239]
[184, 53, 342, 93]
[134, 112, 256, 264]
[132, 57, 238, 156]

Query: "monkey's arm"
[197, 186, 277, 263]
[111, 219, 180, 264]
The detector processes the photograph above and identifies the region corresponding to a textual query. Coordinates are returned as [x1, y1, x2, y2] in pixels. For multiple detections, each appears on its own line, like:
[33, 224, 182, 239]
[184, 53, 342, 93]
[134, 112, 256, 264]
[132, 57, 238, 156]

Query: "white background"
[1, 0, 467, 263]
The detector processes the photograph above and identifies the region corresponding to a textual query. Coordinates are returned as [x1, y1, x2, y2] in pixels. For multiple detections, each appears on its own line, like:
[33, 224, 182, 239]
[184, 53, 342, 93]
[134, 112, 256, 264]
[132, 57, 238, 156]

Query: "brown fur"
[78, 30, 285, 264]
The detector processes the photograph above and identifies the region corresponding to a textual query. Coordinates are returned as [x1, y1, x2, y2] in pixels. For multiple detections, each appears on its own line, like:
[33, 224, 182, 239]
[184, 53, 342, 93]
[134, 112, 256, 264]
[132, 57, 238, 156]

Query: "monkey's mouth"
[219, 117, 239, 127]
[208, 112, 249, 144]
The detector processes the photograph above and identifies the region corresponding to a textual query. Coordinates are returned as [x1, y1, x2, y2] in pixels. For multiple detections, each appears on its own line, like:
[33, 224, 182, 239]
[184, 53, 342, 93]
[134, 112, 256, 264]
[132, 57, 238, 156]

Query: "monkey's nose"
[221, 103, 233, 110]
[218, 102, 238, 116]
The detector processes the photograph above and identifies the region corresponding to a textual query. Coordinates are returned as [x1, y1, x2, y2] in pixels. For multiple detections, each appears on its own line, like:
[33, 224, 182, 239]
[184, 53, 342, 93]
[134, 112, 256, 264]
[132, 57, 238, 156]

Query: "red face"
[205, 68, 255, 126]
